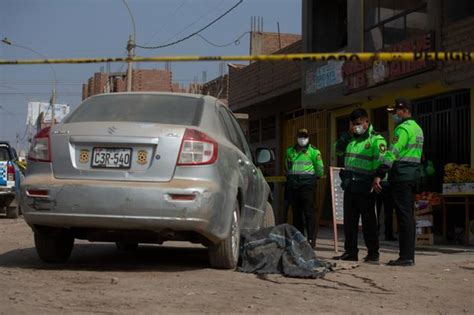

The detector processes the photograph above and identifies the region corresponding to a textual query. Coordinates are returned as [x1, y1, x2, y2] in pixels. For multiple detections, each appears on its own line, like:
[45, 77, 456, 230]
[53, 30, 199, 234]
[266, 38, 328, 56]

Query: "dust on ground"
[0, 217, 472, 314]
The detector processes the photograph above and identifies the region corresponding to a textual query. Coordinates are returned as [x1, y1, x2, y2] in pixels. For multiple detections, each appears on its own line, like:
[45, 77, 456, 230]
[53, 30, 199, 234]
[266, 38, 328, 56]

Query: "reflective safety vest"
[285, 144, 324, 188]
[337, 125, 387, 176]
[382, 118, 424, 182]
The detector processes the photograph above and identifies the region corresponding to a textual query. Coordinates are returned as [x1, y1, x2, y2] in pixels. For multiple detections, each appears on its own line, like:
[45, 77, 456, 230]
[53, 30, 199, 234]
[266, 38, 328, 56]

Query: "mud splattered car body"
[21, 92, 274, 268]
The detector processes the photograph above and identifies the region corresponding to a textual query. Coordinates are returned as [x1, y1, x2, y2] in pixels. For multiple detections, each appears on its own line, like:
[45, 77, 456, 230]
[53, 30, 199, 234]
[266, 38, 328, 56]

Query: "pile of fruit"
[415, 191, 441, 205]
[444, 163, 474, 183]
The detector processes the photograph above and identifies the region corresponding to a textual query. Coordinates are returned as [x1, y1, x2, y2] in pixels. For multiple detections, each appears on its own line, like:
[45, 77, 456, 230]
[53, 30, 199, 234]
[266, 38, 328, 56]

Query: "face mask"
[297, 137, 309, 147]
[392, 114, 402, 124]
[354, 125, 366, 135]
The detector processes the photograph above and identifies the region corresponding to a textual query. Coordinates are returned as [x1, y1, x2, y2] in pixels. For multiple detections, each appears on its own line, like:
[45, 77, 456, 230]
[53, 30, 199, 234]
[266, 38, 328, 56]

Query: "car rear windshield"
[66, 94, 203, 126]
[0, 146, 11, 161]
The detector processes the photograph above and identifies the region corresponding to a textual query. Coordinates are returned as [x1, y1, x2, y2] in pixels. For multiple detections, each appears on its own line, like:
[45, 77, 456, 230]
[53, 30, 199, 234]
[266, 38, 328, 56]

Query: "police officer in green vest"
[285, 128, 324, 249]
[333, 109, 387, 262]
[373, 98, 424, 266]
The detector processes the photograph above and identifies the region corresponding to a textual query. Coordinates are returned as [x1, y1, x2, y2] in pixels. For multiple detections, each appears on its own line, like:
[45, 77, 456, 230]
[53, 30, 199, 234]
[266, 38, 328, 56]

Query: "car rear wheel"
[34, 232, 74, 263]
[6, 206, 19, 219]
[115, 241, 139, 252]
[208, 201, 240, 269]
[262, 201, 275, 228]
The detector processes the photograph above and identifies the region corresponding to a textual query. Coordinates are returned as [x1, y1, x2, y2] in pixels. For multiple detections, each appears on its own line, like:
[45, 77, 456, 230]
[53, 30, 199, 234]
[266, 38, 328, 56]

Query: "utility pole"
[127, 35, 134, 92]
[50, 88, 56, 126]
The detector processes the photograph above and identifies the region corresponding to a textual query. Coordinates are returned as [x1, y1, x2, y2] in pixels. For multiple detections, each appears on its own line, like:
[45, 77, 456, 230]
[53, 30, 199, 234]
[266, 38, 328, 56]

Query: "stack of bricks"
[131, 69, 172, 92]
[93, 73, 108, 95]
[82, 84, 89, 100]
[441, 15, 474, 84]
[87, 77, 94, 99]
[251, 32, 301, 56]
[113, 77, 126, 93]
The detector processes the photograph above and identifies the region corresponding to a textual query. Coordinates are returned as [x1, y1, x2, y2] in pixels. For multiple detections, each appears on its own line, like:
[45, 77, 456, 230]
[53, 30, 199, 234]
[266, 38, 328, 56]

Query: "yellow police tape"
[265, 175, 327, 183]
[265, 176, 287, 183]
[0, 52, 473, 65]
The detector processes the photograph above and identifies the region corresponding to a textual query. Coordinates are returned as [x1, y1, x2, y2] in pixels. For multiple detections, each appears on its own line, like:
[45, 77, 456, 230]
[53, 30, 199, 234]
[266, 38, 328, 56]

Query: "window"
[226, 109, 254, 161]
[364, 0, 428, 51]
[412, 90, 471, 191]
[445, 0, 474, 24]
[311, 0, 347, 52]
[218, 107, 244, 153]
[67, 94, 203, 125]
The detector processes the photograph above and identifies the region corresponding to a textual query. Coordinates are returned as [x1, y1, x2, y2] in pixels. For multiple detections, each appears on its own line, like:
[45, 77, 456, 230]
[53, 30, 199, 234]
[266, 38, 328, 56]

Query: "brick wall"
[251, 32, 301, 55]
[93, 73, 108, 95]
[87, 77, 94, 99]
[82, 84, 89, 100]
[441, 15, 474, 84]
[202, 74, 228, 100]
[132, 69, 172, 92]
[114, 77, 126, 92]
[229, 40, 302, 111]
[83, 69, 177, 99]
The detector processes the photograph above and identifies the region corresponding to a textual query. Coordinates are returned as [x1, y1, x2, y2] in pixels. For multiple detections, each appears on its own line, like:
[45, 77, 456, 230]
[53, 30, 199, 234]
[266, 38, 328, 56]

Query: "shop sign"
[306, 60, 344, 94]
[342, 32, 435, 94]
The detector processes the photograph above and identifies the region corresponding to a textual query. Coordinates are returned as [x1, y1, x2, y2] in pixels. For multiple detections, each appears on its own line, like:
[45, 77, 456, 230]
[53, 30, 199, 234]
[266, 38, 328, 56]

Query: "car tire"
[34, 232, 74, 263]
[6, 206, 19, 219]
[115, 241, 139, 252]
[262, 201, 275, 228]
[208, 201, 240, 269]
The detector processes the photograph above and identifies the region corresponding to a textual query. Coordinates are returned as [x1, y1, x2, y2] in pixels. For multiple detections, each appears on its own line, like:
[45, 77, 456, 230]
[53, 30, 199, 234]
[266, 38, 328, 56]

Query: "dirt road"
[0, 217, 472, 314]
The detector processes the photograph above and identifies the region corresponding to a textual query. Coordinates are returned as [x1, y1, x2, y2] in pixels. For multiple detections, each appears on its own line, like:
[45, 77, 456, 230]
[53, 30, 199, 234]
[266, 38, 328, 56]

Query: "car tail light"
[26, 189, 50, 198]
[7, 164, 15, 181]
[169, 194, 196, 201]
[177, 128, 218, 166]
[29, 127, 51, 162]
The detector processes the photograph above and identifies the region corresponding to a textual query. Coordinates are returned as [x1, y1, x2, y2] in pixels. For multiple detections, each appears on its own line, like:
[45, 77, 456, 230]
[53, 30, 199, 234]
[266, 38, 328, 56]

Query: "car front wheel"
[34, 232, 74, 263]
[208, 201, 240, 269]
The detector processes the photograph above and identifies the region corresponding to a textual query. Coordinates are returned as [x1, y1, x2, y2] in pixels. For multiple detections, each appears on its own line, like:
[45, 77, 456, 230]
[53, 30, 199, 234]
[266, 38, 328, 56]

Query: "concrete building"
[228, 1, 474, 231]
[302, 0, 474, 192]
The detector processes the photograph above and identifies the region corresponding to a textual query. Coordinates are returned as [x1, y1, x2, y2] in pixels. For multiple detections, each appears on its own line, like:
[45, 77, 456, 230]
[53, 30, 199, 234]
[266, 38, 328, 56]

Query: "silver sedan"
[21, 92, 275, 269]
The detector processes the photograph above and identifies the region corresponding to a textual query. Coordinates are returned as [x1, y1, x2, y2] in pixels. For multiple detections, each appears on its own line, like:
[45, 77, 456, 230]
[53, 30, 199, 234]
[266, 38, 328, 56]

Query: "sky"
[0, 0, 302, 153]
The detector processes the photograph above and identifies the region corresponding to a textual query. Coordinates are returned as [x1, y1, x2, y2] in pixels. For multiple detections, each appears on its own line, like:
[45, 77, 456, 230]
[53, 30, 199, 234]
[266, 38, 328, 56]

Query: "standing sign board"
[329, 167, 344, 252]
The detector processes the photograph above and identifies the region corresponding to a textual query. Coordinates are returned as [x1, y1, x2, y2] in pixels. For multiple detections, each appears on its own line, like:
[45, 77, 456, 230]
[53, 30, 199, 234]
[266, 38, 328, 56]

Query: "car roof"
[85, 92, 226, 109]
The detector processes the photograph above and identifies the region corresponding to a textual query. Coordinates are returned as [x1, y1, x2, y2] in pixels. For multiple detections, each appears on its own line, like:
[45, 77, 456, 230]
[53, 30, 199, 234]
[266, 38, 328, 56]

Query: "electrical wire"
[196, 31, 249, 47]
[143, 0, 188, 47]
[134, 0, 243, 50]
[156, 0, 225, 46]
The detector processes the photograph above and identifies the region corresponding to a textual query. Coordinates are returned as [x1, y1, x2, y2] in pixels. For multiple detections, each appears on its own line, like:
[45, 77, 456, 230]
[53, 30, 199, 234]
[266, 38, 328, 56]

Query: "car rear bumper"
[0, 186, 15, 196]
[20, 175, 229, 243]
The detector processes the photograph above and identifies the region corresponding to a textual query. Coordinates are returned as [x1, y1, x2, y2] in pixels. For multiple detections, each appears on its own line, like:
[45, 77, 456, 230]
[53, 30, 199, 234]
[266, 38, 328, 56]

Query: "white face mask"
[297, 137, 309, 147]
[354, 125, 366, 135]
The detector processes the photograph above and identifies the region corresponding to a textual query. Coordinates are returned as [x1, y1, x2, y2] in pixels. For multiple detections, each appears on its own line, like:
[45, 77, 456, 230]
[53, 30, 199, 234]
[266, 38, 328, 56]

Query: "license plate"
[91, 148, 132, 169]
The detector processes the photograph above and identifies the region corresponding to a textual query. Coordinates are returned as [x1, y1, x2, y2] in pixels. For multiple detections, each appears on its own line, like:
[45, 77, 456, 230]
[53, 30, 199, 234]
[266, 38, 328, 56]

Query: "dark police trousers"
[288, 185, 317, 243]
[390, 181, 416, 261]
[343, 191, 379, 256]
[376, 183, 395, 238]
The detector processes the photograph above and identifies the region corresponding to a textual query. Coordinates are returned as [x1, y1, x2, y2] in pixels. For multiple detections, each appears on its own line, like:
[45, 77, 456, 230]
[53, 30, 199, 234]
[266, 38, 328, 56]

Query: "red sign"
[342, 33, 435, 93]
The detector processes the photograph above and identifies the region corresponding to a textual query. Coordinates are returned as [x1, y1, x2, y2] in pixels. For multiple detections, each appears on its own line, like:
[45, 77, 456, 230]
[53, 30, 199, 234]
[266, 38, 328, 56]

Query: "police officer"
[333, 109, 387, 262]
[285, 128, 324, 249]
[373, 98, 424, 266]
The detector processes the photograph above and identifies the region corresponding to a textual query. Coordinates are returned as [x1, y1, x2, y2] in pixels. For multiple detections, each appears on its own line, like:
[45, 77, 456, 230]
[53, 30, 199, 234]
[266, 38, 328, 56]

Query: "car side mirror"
[256, 148, 274, 165]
